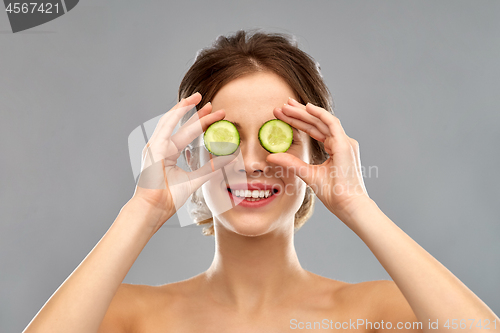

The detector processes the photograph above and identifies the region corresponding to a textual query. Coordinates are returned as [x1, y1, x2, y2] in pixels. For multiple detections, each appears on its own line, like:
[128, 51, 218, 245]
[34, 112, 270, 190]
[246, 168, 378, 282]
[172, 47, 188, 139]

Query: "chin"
[216, 213, 277, 237]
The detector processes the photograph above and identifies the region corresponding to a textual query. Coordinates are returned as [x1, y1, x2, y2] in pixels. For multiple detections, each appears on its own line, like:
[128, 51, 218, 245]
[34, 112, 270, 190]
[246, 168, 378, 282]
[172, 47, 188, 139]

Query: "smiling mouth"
[227, 188, 279, 201]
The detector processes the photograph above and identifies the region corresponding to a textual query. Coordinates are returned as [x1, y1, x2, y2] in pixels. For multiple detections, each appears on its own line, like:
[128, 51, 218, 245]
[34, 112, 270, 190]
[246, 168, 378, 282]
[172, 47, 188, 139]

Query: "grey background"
[1, 1, 499, 332]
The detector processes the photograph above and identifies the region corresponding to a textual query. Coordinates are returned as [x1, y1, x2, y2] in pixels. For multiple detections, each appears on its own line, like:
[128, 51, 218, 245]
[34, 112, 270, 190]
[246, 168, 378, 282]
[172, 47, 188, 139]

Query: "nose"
[234, 137, 270, 176]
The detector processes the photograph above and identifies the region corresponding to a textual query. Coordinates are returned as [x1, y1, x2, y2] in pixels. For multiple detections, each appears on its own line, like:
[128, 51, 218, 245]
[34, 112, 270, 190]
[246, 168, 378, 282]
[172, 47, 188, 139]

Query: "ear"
[184, 147, 194, 171]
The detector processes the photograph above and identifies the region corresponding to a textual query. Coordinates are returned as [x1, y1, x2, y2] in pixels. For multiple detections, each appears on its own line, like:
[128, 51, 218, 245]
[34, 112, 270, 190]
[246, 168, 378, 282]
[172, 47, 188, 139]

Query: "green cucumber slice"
[258, 119, 293, 153]
[203, 120, 240, 155]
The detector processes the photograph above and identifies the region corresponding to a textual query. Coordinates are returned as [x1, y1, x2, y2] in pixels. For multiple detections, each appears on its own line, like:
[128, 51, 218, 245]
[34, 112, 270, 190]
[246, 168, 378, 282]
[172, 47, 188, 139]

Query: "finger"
[345, 137, 359, 169]
[182, 101, 213, 129]
[156, 103, 198, 141]
[170, 109, 225, 150]
[186, 154, 239, 191]
[349, 138, 364, 179]
[305, 103, 348, 140]
[287, 97, 306, 109]
[266, 152, 315, 186]
[170, 101, 216, 148]
[150, 92, 203, 143]
[274, 108, 327, 142]
[174, 92, 202, 110]
[154, 92, 203, 132]
[348, 138, 368, 194]
[281, 104, 331, 137]
[348, 137, 359, 155]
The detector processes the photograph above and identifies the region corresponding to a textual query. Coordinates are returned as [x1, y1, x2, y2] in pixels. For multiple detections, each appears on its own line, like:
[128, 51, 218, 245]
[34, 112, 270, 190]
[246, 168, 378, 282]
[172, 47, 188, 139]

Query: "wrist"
[120, 197, 174, 235]
[335, 196, 379, 227]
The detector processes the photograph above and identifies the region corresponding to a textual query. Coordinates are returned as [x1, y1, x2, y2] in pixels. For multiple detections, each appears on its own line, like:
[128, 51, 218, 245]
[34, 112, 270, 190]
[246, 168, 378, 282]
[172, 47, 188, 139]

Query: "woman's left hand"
[267, 98, 372, 220]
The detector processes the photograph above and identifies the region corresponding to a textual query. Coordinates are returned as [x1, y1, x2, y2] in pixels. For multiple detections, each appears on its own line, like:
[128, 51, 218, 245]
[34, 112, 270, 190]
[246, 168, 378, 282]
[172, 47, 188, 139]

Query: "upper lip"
[227, 183, 278, 192]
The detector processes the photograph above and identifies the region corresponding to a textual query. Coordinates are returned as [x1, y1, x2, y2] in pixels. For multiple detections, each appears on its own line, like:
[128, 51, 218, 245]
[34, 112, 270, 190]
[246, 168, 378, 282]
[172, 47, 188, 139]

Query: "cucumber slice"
[203, 120, 240, 155]
[258, 119, 293, 153]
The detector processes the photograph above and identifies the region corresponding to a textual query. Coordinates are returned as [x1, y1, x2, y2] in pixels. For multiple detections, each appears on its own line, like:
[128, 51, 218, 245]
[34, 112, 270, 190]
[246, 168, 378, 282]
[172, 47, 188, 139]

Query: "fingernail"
[289, 97, 298, 103]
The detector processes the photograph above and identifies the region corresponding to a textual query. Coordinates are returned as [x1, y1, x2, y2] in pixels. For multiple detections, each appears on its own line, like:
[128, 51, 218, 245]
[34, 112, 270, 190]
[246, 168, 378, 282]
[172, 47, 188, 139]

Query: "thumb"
[187, 154, 238, 191]
[266, 153, 314, 185]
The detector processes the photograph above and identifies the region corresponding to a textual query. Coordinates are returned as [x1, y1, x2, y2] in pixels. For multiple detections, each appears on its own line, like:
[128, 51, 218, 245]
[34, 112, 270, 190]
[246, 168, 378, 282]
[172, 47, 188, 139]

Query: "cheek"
[301, 140, 312, 164]
[288, 138, 312, 164]
[278, 142, 310, 198]
[199, 143, 211, 166]
[201, 176, 230, 217]
[280, 176, 307, 198]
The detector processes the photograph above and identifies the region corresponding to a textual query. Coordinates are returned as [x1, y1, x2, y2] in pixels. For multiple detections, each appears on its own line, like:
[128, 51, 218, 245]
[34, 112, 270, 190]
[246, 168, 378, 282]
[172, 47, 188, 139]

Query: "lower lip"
[227, 190, 278, 208]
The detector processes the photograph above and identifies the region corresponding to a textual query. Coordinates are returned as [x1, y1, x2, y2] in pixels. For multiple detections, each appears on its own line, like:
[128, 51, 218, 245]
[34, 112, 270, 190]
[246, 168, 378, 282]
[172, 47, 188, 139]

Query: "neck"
[203, 222, 308, 312]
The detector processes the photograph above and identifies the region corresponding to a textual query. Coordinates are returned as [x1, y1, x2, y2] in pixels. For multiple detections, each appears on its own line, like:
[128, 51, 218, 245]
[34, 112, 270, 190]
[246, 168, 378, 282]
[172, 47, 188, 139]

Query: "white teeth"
[230, 188, 273, 199]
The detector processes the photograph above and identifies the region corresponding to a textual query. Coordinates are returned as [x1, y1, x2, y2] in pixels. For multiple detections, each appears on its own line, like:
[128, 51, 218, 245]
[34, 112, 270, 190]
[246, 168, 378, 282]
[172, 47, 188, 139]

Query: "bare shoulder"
[99, 281, 191, 332]
[355, 280, 416, 315]
[98, 283, 154, 333]
[336, 279, 400, 302]
[335, 280, 409, 308]
[304, 272, 385, 305]
[336, 280, 420, 331]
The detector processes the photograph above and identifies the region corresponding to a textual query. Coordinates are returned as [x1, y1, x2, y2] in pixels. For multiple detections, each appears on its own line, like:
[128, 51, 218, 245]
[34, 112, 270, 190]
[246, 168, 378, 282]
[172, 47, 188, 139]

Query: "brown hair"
[178, 29, 334, 236]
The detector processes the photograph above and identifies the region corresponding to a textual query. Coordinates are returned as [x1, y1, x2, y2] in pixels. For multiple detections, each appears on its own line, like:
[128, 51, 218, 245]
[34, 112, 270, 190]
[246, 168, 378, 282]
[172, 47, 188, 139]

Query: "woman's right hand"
[132, 92, 235, 231]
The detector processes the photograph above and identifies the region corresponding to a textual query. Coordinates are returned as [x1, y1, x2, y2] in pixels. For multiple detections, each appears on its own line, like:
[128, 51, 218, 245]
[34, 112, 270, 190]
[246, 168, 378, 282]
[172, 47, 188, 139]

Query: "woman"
[24, 30, 498, 333]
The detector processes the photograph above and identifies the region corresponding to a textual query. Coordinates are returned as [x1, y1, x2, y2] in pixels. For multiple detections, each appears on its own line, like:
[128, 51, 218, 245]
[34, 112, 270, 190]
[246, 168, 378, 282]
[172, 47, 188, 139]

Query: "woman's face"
[200, 71, 311, 237]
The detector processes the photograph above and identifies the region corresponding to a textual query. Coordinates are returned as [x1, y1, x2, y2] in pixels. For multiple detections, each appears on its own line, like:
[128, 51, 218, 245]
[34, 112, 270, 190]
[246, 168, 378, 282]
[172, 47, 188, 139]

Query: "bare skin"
[100, 72, 499, 332]
[101, 275, 420, 332]
[25, 73, 499, 333]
